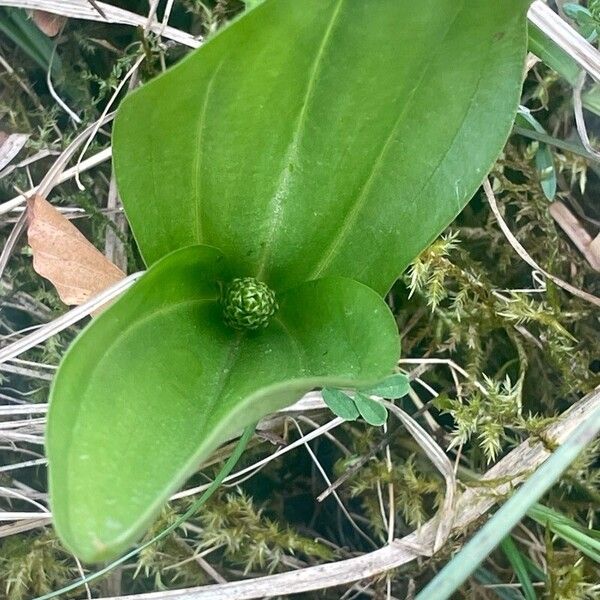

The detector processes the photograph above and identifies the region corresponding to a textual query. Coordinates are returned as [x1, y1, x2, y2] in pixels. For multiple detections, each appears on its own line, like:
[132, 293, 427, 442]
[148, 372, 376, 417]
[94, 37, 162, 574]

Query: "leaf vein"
[308, 1, 467, 280]
[193, 59, 225, 242]
[255, 0, 346, 278]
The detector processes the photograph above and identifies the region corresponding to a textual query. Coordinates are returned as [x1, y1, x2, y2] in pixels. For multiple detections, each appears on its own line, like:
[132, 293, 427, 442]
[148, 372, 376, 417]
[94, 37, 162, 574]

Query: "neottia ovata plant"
[46, 0, 530, 562]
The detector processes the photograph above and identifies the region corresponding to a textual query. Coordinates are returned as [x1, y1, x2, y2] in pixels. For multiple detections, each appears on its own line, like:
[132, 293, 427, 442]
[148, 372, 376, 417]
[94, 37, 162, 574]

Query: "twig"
[0, 119, 114, 216]
[291, 418, 378, 550]
[0, 212, 27, 282]
[171, 418, 345, 501]
[0, 518, 51, 538]
[483, 179, 600, 307]
[105, 173, 127, 271]
[528, 1, 600, 82]
[316, 432, 396, 503]
[0, 363, 53, 381]
[86, 0, 106, 19]
[0, 405, 48, 415]
[0, 148, 61, 181]
[0, 272, 143, 364]
[573, 71, 600, 159]
[381, 401, 455, 552]
[0, 0, 201, 48]
[549, 201, 600, 271]
[0, 458, 47, 473]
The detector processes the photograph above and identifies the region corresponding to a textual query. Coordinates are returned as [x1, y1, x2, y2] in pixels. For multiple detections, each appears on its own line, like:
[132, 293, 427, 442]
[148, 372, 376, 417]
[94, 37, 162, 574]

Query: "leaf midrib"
[254, 0, 346, 279]
[307, 0, 467, 282]
[193, 59, 225, 242]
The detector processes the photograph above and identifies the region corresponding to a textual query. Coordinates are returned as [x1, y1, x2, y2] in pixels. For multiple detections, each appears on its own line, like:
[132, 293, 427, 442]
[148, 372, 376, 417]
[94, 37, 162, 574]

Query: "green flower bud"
[222, 277, 278, 331]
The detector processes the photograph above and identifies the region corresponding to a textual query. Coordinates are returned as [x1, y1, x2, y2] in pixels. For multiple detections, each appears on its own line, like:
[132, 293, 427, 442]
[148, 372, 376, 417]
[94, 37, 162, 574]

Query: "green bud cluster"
[222, 277, 278, 331]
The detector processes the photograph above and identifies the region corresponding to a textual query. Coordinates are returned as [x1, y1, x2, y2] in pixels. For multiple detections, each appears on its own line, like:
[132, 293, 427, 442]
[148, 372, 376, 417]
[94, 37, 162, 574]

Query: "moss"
[0, 533, 74, 600]
[0, 5, 599, 599]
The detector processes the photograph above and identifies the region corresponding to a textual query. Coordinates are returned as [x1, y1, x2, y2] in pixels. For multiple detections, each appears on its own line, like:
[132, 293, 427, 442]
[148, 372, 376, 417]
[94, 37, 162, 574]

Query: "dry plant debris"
[29, 10, 67, 37]
[27, 195, 124, 306]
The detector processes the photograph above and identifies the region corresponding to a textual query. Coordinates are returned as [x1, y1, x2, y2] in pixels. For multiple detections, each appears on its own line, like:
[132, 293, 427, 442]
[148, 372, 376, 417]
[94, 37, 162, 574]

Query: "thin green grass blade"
[415, 401, 600, 600]
[528, 503, 600, 562]
[558, 528, 600, 562]
[0, 8, 61, 74]
[500, 536, 536, 600]
[512, 126, 600, 163]
[473, 566, 524, 600]
[515, 108, 556, 200]
[522, 555, 546, 583]
[528, 22, 600, 116]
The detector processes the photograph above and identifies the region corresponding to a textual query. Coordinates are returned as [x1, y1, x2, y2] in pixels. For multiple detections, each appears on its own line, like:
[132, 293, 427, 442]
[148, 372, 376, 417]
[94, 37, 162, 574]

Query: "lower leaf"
[47, 245, 399, 562]
[354, 392, 388, 426]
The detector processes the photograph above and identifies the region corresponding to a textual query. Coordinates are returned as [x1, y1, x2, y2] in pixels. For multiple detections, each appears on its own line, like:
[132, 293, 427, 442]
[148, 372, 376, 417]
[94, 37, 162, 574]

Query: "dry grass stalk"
[549, 201, 600, 271]
[484, 179, 600, 307]
[0, 0, 201, 48]
[89, 387, 600, 600]
[0, 147, 112, 215]
[529, 0, 600, 81]
[0, 132, 29, 170]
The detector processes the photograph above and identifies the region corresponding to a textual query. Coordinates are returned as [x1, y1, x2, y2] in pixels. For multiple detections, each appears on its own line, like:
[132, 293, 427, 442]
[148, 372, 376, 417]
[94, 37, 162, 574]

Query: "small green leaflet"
[563, 4, 598, 41]
[322, 388, 389, 426]
[361, 373, 411, 399]
[322, 388, 359, 421]
[354, 393, 388, 426]
[323, 374, 410, 424]
[515, 107, 557, 201]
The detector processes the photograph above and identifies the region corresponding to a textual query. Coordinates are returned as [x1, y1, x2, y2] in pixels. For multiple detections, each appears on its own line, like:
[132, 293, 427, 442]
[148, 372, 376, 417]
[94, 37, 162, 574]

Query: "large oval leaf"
[48, 245, 399, 562]
[113, 0, 529, 294]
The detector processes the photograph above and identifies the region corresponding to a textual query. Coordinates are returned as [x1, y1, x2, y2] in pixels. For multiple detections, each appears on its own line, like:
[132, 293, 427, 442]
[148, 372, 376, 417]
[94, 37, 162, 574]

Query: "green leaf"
[563, 4, 598, 41]
[473, 567, 525, 600]
[322, 388, 359, 421]
[515, 108, 556, 200]
[500, 536, 536, 600]
[528, 504, 600, 563]
[47, 245, 399, 562]
[361, 373, 410, 399]
[242, 0, 265, 9]
[37, 425, 256, 600]
[113, 0, 529, 295]
[0, 8, 62, 75]
[354, 393, 388, 426]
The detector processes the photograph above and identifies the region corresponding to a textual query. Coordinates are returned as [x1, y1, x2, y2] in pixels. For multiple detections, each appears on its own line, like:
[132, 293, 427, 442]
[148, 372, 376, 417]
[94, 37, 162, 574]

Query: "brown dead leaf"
[30, 10, 67, 37]
[27, 195, 125, 307]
